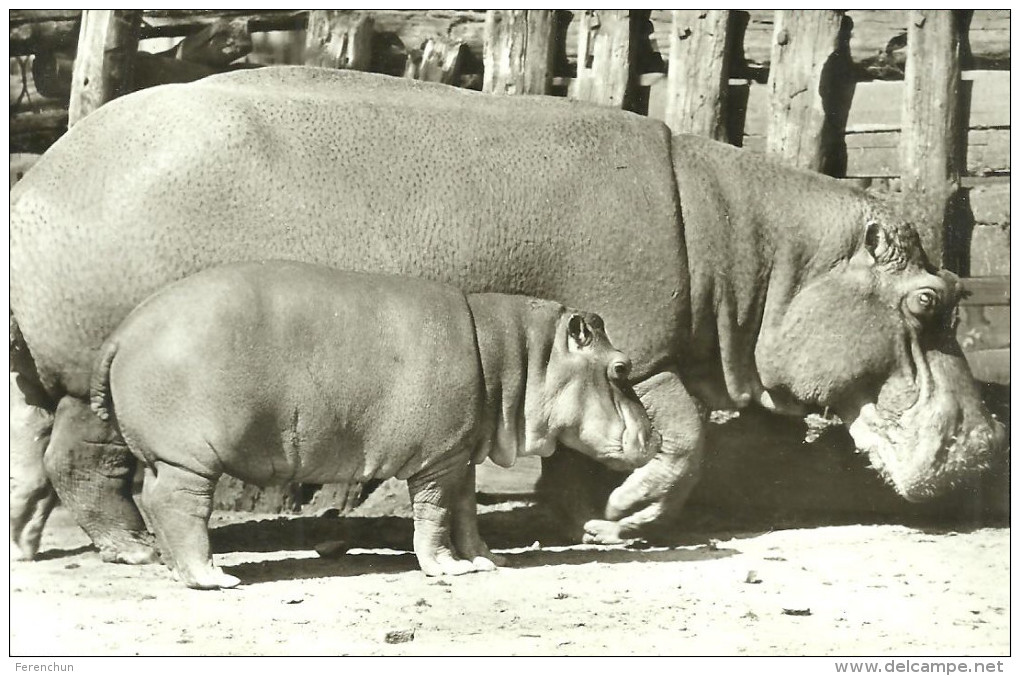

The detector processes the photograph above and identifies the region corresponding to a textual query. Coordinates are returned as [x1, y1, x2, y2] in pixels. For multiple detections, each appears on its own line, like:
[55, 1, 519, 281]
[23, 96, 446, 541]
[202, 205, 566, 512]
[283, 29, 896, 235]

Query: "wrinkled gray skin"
[88, 262, 654, 588]
[9, 68, 1005, 562]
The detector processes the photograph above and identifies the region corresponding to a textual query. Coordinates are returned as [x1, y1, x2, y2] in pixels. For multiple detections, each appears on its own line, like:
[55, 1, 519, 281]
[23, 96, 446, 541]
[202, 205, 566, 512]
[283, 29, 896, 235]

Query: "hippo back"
[10, 67, 689, 398]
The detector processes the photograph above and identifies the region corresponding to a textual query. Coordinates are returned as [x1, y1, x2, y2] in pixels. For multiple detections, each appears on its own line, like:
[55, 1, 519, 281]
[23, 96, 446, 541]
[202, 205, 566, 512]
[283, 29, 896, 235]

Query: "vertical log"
[67, 10, 141, 128]
[765, 10, 854, 175]
[900, 10, 971, 269]
[406, 37, 466, 85]
[664, 10, 732, 140]
[575, 10, 635, 108]
[482, 10, 556, 95]
[304, 10, 374, 70]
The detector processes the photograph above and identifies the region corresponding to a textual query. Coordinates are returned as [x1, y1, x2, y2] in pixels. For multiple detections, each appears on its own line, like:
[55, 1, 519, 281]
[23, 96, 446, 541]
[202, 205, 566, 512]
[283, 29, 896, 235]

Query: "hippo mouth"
[837, 317, 1007, 502]
[575, 387, 661, 472]
[845, 400, 1003, 503]
[611, 386, 662, 470]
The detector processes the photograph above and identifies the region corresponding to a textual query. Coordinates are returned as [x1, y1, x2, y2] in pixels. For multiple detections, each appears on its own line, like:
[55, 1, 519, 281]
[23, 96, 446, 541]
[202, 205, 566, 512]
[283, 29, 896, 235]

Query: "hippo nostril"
[609, 359, 631, 383]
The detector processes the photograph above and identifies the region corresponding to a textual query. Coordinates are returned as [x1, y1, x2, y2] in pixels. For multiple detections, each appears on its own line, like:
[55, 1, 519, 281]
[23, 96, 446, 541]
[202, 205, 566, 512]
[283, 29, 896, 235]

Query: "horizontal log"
[958, 306, 1010, 354]
[10, 10, 1011, 79]
[969, 183, 1010, 225]
[834, 128, 1010, 179]
[961, 175, 1011, 187]
[156, 17, 253, 67]
[726, 10, 1009, 76]
[10, 10, 305, 56]
[969, 224, 1011, 276]
[965, 348, 1009, 386]
[960, 276, 1010, 306]
[9, 153, 41, 188]
[9, 106, 67, 154]
[25, 50, 220, 103]
[737, 71, 1009, 140]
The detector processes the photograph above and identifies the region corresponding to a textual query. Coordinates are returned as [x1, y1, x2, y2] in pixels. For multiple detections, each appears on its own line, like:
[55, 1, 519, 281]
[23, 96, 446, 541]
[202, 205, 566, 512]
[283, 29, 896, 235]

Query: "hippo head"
[526, 311, 659, 472]
[756, 220, 1006, 501]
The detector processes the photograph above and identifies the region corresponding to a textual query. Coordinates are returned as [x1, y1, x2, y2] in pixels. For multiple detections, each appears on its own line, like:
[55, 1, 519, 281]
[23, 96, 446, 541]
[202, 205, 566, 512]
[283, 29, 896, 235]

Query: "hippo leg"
[10, 373, 57, 561]
[537, 449, 623, 542]
[140, 463, 239, 590]
[450, 464, 504, 570]
[583, 371, 708, 545]
[43, 396, 157, 564]
[407, 464, 478, 576]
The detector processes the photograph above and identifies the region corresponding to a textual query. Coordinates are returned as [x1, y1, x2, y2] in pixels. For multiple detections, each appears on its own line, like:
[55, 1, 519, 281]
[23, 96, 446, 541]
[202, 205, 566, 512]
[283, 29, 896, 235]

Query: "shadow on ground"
[222, 538, 735, 585]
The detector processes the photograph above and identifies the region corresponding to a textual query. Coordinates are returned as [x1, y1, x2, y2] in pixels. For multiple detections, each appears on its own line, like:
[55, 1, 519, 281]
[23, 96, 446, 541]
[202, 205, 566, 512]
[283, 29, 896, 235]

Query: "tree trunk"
[765, 10, 854, 175]
[574, 10, 635, 108]
[67, 10, 141, 127]
[304, 10, 374, 70]
[405, 37, 466, 85]
[899, 10, 971, 269]
[482, 10, 556, 95]
[664, 10, 732, 140]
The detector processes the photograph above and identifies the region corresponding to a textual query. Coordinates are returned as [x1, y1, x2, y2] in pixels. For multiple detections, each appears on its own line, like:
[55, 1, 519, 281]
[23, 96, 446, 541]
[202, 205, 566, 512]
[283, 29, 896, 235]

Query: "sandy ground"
[9, 480, 1010, 657]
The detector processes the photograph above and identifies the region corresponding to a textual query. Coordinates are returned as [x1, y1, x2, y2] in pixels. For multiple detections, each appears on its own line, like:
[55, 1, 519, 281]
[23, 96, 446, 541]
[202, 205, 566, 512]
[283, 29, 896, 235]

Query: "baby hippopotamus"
[90, 261, 657, 589]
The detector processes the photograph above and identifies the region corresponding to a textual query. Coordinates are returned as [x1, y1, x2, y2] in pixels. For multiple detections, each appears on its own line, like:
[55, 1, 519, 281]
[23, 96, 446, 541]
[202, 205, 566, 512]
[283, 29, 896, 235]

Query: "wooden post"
[67, 10, 141, 128]
[574, 10, 635, 108]
[304, 10, 374, 70]
[899, 10, 970, 269]
[765, 10, 854, 175]
[482, 10, 556, 95]
[405, 37, 466, 85]
[664, 10, 733, 140]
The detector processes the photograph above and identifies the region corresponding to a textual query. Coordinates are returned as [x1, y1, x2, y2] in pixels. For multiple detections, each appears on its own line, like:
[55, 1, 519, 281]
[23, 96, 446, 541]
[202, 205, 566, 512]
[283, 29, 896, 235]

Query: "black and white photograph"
[8, 8, 1011, 660]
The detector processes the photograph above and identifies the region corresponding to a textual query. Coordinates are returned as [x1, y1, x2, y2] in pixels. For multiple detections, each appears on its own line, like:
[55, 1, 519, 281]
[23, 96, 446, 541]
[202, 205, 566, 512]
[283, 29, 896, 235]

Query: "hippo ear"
[567, 314, 592, 349]
[863, 221, 888, 264]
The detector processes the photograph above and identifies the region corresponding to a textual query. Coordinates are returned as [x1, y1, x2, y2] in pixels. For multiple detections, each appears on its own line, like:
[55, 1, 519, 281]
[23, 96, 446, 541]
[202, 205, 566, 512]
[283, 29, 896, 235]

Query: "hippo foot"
[10, 541, 36, 562]
[581, 519, 636, 546]
[172, 566, 241, 590]
[96, 532, 160, 565]
[452, 536, 506, 568]
[467, 556, 498, 571]
[418, 551, 490, 577]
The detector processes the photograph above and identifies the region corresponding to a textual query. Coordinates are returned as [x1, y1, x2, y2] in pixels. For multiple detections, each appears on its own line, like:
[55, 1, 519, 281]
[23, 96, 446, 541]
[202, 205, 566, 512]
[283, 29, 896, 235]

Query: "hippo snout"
[615, 394, 660, 469]
[608, 357, 632, 385]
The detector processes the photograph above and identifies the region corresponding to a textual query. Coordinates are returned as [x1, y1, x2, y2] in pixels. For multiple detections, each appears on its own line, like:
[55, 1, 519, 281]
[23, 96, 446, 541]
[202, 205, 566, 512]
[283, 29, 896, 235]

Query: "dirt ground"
[9, 476, 1010, 657]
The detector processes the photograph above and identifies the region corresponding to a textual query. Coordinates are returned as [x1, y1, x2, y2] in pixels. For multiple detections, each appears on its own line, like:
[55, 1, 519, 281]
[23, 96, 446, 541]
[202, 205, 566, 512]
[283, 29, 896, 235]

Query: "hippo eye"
[907, 289, 939, 316]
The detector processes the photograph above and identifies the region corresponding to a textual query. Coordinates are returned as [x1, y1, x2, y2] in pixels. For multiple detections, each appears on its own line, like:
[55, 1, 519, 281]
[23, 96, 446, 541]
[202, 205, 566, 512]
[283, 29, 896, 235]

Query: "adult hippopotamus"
[9, 67, 1005, 563]
[88, 261, 654, 588]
